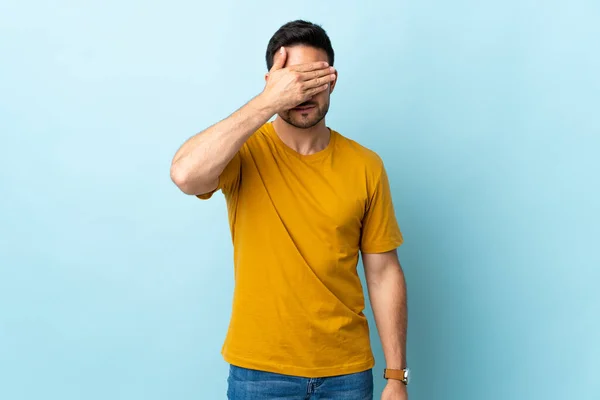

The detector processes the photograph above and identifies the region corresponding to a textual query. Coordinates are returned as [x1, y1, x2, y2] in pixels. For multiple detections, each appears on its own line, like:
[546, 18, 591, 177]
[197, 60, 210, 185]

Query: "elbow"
[170, 162, 198, 195]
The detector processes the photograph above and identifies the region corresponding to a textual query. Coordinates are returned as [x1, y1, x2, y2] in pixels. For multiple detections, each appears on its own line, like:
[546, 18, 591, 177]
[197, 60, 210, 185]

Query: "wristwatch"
[383, 368, 410, 385]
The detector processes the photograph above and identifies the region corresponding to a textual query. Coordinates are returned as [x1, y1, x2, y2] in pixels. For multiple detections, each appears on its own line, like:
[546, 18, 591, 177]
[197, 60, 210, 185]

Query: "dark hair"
[265, 20, 334, 70]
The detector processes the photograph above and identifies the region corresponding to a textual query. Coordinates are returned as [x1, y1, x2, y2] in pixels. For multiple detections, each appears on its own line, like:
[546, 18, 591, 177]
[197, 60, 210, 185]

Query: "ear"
[329, 70, 338, 94]
[265, 72, 269, 83]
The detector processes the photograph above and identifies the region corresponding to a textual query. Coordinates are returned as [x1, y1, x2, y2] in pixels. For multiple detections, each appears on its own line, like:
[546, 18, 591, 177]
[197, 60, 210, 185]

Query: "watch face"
[404, 368, 411, 384]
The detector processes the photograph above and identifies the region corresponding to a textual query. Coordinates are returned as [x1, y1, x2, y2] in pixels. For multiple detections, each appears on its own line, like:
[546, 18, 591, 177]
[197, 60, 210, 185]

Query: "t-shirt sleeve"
[196, 152, 242, 200]
[360, 161, 404, 253]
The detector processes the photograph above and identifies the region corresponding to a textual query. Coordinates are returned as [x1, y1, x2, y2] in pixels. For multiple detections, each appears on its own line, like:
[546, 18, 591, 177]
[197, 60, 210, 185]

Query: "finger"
[270, 47, 287, 72]
[299, 66, 336, 82]
[292, 61, 330, 73]
[306, 83, 330, 97]
[303, 73, 336, 89]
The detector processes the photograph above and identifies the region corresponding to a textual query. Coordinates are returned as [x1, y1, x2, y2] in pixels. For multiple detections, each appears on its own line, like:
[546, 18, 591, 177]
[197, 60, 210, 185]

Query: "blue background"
[1, 1, 599, 399]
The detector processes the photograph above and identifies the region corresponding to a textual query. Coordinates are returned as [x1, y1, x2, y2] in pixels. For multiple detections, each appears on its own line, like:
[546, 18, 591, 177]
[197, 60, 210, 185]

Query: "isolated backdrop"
[1, 1, 599, 399]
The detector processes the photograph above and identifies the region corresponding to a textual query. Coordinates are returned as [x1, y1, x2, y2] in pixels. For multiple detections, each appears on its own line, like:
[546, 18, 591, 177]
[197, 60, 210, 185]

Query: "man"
[171, 20, 409, 400]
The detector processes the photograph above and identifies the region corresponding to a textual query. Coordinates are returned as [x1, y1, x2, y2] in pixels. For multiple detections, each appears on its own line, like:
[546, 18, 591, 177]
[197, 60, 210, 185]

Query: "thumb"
[270, 46, 287, 72]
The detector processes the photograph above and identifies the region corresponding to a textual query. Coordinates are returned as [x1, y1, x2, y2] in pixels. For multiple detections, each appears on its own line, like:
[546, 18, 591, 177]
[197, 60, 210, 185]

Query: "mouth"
[292, 104, 316, 112]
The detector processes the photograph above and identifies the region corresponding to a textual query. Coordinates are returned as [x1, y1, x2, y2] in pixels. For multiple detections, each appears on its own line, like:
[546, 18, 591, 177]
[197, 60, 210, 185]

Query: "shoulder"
[333, 129, 385, 174]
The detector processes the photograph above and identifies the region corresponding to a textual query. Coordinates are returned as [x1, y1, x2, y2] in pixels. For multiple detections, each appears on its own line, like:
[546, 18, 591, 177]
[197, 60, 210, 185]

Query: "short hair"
[265, 20, 335, 70]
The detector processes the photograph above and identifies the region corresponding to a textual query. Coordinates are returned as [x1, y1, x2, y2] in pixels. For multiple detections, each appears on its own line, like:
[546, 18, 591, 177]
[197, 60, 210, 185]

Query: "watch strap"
[383, 368, 408, 384]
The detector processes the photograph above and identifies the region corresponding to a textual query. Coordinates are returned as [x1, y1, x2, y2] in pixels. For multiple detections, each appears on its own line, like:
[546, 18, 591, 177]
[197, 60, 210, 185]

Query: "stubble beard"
[280, 102, 330, 129]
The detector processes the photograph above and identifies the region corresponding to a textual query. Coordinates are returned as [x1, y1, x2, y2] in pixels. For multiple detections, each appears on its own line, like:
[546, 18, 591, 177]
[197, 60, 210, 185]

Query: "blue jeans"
[227, 365, 373, 400]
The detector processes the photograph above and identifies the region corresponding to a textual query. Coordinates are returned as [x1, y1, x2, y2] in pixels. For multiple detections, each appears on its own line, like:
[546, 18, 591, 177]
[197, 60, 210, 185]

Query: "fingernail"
[330, 66, 335, 72]
[280, 47, 284, 53]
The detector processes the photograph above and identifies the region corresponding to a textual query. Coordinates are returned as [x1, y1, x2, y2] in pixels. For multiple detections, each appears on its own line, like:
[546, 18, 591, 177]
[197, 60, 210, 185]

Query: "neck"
[272, 117, 330, 155]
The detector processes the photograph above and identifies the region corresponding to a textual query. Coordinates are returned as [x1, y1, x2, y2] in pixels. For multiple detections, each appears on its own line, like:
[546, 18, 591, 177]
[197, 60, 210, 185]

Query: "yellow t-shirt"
[198, 122, 403, 378]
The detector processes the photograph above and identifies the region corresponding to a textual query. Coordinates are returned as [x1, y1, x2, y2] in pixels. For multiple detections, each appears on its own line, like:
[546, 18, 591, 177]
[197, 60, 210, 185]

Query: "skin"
[270, 46, 331, 128]
[170, 44, 409, 400]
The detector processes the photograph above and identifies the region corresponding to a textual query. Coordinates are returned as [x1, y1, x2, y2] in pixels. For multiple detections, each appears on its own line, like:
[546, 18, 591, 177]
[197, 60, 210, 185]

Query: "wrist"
[254, 92, 278, 117]
[384, 367, 410, 385]
[387, 379, 407, 386]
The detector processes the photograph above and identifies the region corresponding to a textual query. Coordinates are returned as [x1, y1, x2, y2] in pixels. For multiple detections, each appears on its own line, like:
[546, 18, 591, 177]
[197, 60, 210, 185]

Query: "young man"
[171, 20, 409, 400]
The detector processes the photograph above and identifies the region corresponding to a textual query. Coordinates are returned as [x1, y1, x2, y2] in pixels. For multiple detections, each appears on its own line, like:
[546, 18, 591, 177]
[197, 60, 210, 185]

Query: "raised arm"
[170, 47, 336, 195]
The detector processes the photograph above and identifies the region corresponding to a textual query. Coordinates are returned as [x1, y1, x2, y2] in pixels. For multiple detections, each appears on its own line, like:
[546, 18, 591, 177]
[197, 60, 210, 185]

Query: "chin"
[290, 120, 320, 129]
[281, 113, 326, 130]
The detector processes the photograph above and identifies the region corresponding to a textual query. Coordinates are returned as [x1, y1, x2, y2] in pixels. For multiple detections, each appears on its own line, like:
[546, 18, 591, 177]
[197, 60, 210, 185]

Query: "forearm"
[170, 94, 275, 195]
[366, 262, 408, 369]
